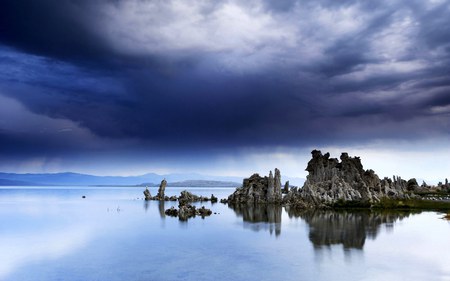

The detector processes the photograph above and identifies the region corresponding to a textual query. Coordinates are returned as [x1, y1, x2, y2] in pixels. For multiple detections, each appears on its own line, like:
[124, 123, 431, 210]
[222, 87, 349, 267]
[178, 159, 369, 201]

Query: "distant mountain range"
[137, 180, 240, 187]
[0, 172, 241, 186]
[0, 172, 305, 187]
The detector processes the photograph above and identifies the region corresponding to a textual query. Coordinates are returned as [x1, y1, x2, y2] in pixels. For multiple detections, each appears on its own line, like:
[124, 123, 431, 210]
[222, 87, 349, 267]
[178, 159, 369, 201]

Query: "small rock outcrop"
[284, 150, 417, 208]
[143, 180, 177, 201]
[155, 190, 215, 220]
[165, 204, 213, 221]
[143, 185, 217, 205]
[227, 169, 283, 204]
[143, 188, 152, 200]
[156, 179, 167, 200]
[178, 190, 214, 205]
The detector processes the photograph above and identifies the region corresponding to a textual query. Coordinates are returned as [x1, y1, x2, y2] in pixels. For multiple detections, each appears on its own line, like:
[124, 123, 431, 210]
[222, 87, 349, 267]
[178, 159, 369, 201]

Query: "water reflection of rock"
[158, 201, 165, 218]
[229, 204, 282, 236]
[286, 208, 416, 249]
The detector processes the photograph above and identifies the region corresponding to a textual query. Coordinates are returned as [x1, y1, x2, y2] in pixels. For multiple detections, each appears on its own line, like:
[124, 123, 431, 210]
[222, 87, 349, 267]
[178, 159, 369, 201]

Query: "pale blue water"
[1, 186, 449, 281]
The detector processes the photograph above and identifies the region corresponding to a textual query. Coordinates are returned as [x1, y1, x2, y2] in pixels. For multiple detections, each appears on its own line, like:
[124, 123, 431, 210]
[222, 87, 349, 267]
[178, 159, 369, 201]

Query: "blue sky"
[0, 0, 449, 181]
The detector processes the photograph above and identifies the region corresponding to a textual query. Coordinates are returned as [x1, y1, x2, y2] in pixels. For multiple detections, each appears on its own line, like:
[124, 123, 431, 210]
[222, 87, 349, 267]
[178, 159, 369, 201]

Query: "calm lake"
[1, 186, 449, 281]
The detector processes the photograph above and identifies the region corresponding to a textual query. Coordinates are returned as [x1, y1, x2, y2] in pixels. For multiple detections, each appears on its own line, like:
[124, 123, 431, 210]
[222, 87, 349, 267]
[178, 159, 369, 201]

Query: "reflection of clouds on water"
[0, 199, 138, 280]
[0, 225, 93, 279]
[286, 209, 415, 250]
[228, 204, 282, 236]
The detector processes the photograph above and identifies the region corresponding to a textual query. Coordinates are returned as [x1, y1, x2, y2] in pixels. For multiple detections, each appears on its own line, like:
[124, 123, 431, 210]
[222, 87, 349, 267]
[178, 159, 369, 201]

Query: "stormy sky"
[0, 0, 449, 180]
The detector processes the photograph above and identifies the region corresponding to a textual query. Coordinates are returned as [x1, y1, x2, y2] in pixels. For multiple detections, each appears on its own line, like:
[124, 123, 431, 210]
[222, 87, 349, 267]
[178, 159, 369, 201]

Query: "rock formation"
[143, 187, 152, 200]
[283, 181, 289, 194]
[143, 180, 177, 201]
[227, 169, 283, 204]
[156, 179, 167, 200]
[274, 168, 282, 197]
[284, 150, 417, 208]
[178, 190, 216, 205]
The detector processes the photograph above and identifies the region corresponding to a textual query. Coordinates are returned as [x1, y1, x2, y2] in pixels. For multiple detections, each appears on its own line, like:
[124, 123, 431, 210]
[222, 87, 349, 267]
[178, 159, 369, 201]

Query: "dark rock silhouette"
[227, 169, 283, 204]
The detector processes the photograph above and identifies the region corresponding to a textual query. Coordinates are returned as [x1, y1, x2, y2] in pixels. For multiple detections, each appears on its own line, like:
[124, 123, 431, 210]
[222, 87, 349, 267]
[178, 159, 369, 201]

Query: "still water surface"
[1, 186, 449, 281]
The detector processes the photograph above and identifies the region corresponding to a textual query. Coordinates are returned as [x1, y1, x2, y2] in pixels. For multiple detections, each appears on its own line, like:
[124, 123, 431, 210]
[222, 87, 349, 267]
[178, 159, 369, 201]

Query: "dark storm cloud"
[1, 0, 450, 162]
[0, 0, 112, 65]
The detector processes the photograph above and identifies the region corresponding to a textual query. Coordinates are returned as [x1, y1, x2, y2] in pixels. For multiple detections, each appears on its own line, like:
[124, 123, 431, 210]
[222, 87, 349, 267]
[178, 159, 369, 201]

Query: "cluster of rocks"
[434, 178, 450, 192]
[143, 180, 215, 220]
[283, 150, 419, 208]
[165, 204, 212, 220]
[178, 190, 218, 205]
[144, 180, 218, 203]
[143, 179, 177, 201]
[225, 168, 288, 204]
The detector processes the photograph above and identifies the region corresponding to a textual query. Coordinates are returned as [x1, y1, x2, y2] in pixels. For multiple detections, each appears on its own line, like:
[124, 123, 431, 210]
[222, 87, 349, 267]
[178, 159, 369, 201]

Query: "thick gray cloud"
[0, 0, 449, 172]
